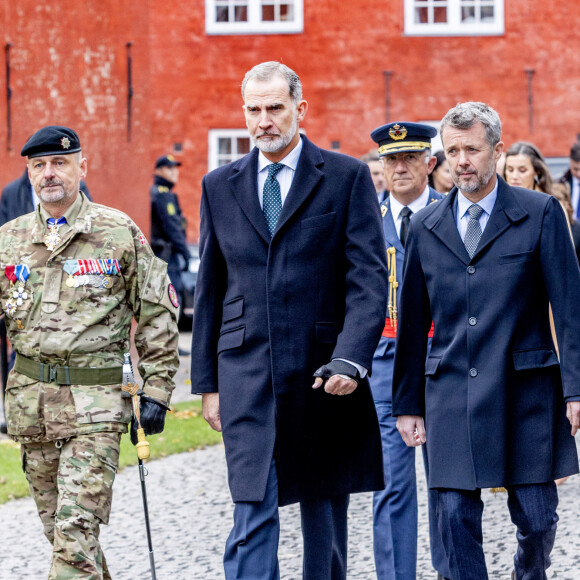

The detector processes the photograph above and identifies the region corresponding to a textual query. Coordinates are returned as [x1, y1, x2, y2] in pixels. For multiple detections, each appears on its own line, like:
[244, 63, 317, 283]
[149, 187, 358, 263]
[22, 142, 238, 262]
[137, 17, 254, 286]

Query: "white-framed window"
[208, 129, 252, 171]
[206, 0, 303, 35]
[404, 0, 504, 36]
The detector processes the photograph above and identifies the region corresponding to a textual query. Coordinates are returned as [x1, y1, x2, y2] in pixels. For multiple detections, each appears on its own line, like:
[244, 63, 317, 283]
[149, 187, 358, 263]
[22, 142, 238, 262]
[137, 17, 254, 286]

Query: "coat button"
[469, 317, 477, 326]
[470, 368, 478, 377]
[467, 266, 476, 274]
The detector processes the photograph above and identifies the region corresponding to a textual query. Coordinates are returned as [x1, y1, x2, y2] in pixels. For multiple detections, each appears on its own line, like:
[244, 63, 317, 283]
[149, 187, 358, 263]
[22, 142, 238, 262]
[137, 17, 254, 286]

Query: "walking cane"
[122, 353, 157, 580]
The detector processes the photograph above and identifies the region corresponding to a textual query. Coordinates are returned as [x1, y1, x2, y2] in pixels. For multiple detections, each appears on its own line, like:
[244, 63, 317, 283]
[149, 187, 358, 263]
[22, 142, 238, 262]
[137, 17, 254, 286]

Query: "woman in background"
[503, 141, 553, 193]
[429, 150, 454, 194]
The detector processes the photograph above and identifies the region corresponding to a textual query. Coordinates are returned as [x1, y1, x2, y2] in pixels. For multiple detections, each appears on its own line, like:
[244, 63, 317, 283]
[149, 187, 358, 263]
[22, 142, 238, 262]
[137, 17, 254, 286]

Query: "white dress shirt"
[389, 185, 431, 240]
[456, 181, 498, 240]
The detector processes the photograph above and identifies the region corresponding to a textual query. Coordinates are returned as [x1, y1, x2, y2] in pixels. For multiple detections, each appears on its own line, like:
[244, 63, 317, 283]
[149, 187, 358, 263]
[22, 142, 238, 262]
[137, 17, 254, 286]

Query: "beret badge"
[61, 136, 71, 150]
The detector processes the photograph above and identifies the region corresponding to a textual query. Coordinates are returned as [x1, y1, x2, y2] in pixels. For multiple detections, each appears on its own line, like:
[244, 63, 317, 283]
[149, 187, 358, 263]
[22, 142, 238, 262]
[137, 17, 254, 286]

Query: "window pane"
[218, 138, 232, 155]
[461, 6, 475, 22]
[235, 5, 248, 21]
[481, 6, 494, 21]
[434, 7, 447, 22]
[280, 4, 294, 21]
[218, 159, 231, 167]
[262, 4, 275, 21]
[415, 7, 429, 24]
[237, 138, 251, 154]
[216, 6, 229, 22]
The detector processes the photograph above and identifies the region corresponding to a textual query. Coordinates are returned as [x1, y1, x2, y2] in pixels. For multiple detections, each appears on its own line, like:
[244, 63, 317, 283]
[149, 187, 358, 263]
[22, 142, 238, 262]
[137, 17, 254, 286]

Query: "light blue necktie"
[263, 163, 284, 236]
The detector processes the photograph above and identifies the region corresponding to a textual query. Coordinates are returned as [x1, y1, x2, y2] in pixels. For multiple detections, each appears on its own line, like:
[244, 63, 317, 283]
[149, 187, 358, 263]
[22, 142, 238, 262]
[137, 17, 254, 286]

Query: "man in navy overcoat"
[191, 62, 388, 580]
[368, 122, 449, 580]
[393, 102, 580, 580]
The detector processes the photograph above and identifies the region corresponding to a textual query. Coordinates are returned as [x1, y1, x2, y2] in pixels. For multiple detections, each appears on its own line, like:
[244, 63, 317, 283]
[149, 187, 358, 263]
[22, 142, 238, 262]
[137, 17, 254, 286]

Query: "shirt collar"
[258, 136, 303, 174]
[389, 185, 431, 221]
[457, 179, 498, 219]
[38, 190, 86, 230]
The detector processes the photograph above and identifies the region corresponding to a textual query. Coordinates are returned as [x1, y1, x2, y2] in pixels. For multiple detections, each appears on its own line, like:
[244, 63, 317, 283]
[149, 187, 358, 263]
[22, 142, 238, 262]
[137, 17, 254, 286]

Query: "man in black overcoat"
[191, 61, 388, 580]
[393, 102, 580, 580]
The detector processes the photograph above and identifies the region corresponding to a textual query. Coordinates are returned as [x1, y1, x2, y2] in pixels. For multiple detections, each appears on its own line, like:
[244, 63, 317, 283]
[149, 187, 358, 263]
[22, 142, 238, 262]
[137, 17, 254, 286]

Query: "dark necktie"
[263, 163, 284, 236]
[399, 207, 412, 247]
[464, 204, 484, 258]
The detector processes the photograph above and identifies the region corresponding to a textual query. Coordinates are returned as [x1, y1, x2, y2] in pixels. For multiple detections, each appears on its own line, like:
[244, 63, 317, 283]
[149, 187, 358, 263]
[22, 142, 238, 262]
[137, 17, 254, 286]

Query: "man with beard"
[0, 126, 179, 579]
[392, 102, 580, 579]
[191, 61, 388, 579]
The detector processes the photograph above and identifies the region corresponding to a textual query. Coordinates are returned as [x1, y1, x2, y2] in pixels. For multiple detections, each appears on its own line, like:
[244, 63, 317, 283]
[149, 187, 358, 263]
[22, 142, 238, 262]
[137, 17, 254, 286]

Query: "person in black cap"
[0, 125, 179, 579]
[369, 121, 450, 580]
[150, 154, 191, 335]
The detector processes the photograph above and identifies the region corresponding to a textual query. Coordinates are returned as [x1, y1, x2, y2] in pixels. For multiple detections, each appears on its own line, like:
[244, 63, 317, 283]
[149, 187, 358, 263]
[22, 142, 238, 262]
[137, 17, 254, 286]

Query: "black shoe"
[0, 421, 7, 434]
[178, 347, 191, 356]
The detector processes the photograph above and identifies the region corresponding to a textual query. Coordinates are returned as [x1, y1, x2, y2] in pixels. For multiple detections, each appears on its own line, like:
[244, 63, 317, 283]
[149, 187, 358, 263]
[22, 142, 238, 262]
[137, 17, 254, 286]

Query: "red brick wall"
[149, 0, 580, 242]
[2, 1, 578, 242]
[0, 1, 152, 231]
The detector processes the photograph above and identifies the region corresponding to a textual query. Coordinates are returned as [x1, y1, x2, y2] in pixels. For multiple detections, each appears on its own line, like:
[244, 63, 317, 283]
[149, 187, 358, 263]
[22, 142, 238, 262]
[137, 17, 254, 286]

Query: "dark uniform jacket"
[393, 177, 580, 490]
[150, 176, 190, 266]
[191, 135, 388, 506]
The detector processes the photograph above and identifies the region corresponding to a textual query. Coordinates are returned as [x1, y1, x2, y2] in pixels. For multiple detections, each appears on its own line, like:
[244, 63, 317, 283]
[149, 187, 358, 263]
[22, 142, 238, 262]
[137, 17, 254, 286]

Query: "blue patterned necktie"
[263, 163, 284, 236]
[464, 204, 483, 258]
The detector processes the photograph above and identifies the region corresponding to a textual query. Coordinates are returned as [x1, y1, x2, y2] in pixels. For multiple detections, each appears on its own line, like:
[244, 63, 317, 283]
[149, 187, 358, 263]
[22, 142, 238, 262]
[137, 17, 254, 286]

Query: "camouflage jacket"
[0, 193, 180, 442]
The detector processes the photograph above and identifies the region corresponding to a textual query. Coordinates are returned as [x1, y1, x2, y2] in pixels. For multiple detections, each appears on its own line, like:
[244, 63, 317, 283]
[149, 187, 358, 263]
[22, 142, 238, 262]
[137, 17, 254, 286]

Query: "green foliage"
[0, 400, 221, 505]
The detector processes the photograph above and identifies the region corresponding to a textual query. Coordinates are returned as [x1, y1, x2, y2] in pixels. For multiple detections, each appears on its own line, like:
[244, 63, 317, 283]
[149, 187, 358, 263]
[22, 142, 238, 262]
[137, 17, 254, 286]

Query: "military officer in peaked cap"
[369, 122, 450, 580]
[0, 126, 179, 579]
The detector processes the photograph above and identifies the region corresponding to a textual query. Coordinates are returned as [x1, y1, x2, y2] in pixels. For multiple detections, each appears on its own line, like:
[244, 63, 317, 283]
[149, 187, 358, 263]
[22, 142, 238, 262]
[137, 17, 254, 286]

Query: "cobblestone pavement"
[1, 334, 579, 579]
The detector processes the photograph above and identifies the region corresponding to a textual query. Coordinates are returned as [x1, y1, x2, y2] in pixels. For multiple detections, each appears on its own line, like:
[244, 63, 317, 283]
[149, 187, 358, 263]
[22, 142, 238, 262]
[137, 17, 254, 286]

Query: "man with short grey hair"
[392, 101, 580, 579]
[192, 62, 388, 579]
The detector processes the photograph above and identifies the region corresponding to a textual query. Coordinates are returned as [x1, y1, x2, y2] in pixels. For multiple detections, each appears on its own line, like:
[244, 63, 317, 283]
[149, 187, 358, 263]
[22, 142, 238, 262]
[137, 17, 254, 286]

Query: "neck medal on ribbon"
[44, 217, 66, 251]
[63, 259, 120, 289]
[4, 265, 31, 316]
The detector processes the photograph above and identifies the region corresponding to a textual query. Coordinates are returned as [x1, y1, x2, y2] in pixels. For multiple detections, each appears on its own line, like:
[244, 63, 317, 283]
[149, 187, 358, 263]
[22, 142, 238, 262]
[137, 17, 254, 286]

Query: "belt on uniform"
[14, 353, 123, 386]
[382, 319, 435, 339]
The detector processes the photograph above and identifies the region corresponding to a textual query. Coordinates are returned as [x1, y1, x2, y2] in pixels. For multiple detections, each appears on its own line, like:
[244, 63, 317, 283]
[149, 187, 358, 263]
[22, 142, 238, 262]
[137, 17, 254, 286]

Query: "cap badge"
[61, 136, 71, 150]
[389, 124, 407, 141]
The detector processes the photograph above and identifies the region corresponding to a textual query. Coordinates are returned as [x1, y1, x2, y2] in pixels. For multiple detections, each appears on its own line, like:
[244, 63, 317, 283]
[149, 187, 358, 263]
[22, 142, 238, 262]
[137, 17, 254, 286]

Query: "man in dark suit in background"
[393, 102, 580, 580]
[559, 140, 580, 220]
[368, 122, 449, 580]
[191, 61, 388, 580]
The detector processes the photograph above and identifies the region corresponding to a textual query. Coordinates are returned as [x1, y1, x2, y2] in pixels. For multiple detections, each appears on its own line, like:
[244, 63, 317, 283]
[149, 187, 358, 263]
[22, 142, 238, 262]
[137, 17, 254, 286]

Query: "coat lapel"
[471, 177, 528, 259]
[422, 179, 529, 264]
[274, 135, 324, 235]
[227, 148, 271, 244]
[423, 188, 471, 264]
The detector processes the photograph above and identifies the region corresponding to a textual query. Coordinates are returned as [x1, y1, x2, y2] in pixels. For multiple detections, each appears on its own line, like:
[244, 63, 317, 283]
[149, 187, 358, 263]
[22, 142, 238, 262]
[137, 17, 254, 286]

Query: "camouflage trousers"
[21, 432, 121, 580]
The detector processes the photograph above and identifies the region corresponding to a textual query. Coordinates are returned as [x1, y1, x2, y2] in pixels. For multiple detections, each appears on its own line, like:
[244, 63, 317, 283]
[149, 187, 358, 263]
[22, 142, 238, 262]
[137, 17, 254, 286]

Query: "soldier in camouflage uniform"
[0, 126, 180, 579]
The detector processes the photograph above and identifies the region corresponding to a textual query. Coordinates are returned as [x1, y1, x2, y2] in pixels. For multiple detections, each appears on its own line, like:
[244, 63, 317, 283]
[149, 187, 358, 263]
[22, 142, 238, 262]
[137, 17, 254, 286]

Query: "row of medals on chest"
[45, 219, 116, 290]
[3, 226, 117, 315]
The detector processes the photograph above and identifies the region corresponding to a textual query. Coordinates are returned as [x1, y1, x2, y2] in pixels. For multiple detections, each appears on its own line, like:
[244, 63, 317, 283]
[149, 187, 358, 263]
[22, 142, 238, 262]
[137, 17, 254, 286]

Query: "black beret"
[370, 122, 437, 156]
[21, 126, 82, 158]
[155, 155, 181, 168]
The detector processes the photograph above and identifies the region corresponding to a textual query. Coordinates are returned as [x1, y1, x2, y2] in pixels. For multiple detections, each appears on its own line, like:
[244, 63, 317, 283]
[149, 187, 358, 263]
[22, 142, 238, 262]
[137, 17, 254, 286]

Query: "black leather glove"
[312, 360, 362, 387]
[130, 395, 170, 445]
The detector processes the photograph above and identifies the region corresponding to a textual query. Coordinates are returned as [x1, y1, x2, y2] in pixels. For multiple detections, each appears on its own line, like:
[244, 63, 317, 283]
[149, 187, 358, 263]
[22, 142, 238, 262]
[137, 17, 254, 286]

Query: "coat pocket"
[425, 356, 442, 376]
[223, 296, 244, 323]
[217, 326, 245, 354]
[301, 212, 336, 231]
[513, 348, 559, 370]
[498, 250, 534, 265]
